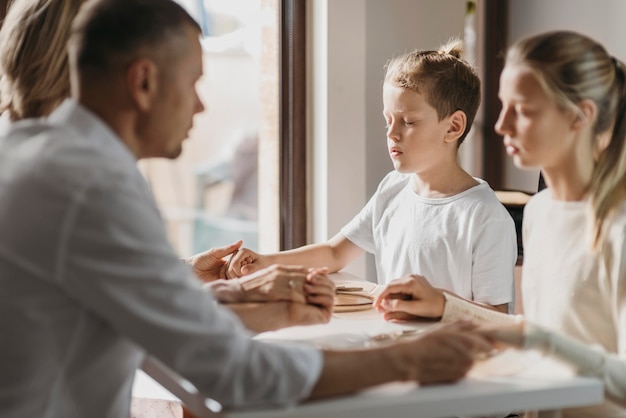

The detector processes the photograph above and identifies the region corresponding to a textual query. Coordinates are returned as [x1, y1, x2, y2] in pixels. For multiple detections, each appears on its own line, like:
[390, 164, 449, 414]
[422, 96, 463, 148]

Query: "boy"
[228, 40, 517, 318]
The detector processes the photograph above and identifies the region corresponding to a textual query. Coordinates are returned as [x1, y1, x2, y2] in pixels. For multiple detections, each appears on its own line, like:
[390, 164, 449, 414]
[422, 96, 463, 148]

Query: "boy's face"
[382, 84, 452, 174]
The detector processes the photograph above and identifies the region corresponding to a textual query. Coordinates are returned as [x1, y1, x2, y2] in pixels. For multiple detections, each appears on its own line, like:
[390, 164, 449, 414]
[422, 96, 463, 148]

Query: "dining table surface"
[133, 272, 605, 418]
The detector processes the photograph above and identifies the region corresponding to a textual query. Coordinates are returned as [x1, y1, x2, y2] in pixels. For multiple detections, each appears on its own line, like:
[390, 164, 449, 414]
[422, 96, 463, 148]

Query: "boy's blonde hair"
[384, 39, 481, 145]
[506, 31, 626, 248]
[0, 0, 86, 121]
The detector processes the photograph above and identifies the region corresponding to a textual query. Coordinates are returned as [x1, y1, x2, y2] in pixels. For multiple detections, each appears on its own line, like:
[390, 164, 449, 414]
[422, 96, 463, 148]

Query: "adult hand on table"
[184, 240, 242, 282]
[400, 320, 493, 384]
[373, 274, 445, 321]
[310, 320, 494, 399]
[216, 267, 335, 331]
[239, 265, 335, 305]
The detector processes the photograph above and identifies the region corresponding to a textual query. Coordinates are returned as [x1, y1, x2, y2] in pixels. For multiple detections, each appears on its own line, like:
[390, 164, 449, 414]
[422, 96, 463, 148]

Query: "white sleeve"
[470, 207, 517, 305]
[441, 292, 522, 324]
[340, 192, 377, 253]
[524, 324, 626, 406]
[61, 180, 322, 408]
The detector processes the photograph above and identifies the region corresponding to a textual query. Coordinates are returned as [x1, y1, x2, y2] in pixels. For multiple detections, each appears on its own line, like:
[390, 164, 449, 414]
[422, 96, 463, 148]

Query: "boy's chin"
[393, 166, 413, 174]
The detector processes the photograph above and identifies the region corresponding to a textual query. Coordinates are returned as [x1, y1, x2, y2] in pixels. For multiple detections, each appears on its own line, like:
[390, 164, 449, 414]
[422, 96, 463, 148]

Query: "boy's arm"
[227, 233, 364, 278]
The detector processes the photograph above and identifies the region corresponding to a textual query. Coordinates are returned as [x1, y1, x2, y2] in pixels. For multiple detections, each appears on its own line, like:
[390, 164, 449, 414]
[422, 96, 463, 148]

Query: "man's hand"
[400, 321, 493, 385]
[218, 267, 335, 332]
[185, 241, 242, 282]
[286, 298, 333, 326]
[373, 274, 445, 321]
[239, 265, 335, 305]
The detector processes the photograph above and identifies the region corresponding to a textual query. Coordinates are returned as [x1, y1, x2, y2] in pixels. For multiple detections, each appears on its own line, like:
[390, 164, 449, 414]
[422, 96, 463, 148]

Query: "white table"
[229, 311, 603, 418]
[134, 274, 604, 418]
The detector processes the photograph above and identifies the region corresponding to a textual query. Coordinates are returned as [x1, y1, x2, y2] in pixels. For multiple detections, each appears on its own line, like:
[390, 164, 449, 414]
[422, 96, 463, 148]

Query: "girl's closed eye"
[516, 105, 535, 117]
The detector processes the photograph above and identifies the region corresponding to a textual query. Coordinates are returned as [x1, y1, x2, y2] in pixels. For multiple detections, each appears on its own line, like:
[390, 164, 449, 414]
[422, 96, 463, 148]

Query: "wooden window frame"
[279, 0, 306, 249]
[481, 0, 508, 189]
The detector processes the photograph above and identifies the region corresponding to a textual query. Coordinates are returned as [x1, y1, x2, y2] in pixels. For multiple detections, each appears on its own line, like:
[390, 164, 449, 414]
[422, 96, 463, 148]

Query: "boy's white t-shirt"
[341, 170, 516, 305]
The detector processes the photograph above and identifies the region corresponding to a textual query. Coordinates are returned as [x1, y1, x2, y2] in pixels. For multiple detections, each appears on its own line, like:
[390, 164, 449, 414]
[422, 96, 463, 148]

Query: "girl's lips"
[503, 140, 518, 155]
[390, 148, 402, 157]
[505, 144, 518, 155]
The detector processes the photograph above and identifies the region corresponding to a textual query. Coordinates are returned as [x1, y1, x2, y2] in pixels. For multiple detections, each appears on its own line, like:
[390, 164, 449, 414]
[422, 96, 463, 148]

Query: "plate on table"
[333, 293, 374, 312]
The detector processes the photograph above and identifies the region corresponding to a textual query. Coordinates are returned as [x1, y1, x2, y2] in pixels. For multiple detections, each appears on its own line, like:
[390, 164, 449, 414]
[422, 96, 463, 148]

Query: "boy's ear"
[126, 58, 159, 112]
[444, 110, 467, 143]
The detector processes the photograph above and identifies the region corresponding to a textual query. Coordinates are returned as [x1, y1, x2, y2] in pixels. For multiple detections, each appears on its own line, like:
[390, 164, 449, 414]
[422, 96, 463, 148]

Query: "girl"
[481, 30, 626, 417]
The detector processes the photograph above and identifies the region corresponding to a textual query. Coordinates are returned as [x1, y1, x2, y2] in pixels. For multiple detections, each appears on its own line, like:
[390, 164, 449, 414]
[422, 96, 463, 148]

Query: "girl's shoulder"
[607, 201, 626, 239]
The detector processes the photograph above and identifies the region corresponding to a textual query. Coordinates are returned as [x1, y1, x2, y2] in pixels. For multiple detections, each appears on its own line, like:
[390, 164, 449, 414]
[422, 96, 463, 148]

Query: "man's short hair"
[68, 0, 201, 78]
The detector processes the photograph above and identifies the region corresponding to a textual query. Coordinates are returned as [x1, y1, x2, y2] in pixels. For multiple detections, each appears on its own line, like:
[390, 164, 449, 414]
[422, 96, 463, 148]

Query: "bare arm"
[228, 233, 364, 278]
[308, 321, 493, 399]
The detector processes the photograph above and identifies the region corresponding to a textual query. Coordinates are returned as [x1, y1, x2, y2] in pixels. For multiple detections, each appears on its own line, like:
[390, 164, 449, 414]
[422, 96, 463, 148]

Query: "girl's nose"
[495, 107, 511, 136]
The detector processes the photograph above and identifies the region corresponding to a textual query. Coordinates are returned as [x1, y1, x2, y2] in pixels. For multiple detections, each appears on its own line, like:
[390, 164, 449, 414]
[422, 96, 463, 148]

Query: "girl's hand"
[373, 274, 445, 320]
[475, 321, 526, 349]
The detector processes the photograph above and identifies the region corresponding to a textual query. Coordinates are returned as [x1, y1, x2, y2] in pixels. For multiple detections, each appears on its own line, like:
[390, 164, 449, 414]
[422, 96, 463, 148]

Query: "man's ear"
[444, 110, 467, 143]
[127, 58, 159, 112]
[572, 99, 597, 131]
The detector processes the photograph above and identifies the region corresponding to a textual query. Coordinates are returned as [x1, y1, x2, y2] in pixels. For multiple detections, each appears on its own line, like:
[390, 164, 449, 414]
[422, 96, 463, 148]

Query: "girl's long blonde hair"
[506, 31, 626, 248]
[0, 0, 86, 120]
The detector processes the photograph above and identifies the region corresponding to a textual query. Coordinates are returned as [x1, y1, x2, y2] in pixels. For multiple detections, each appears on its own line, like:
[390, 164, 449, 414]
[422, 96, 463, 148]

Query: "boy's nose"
[386, 125, 400, 142]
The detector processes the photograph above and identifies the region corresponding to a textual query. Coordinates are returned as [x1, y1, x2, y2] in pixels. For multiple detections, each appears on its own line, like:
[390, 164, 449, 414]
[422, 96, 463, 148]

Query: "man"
[0, 0, 335, 335]
[0, 0, 492, 417]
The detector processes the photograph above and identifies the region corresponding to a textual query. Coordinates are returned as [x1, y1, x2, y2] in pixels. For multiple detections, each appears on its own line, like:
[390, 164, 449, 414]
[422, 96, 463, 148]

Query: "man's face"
[141, 27, 205, 159]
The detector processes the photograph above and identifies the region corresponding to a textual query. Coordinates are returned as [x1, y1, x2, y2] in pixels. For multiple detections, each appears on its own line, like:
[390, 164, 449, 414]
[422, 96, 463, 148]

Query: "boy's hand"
[185, 240, 242, 282]
[226, 247, 270, 279]
[373, 274, 445, 321]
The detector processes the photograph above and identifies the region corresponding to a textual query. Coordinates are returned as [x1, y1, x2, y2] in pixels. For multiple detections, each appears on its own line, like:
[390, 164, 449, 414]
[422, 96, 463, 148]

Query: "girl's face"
[495, 64, 578, 171]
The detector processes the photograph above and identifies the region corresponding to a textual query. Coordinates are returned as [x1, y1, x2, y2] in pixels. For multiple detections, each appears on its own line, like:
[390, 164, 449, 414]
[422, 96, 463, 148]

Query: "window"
[141, 0, 305, 258]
